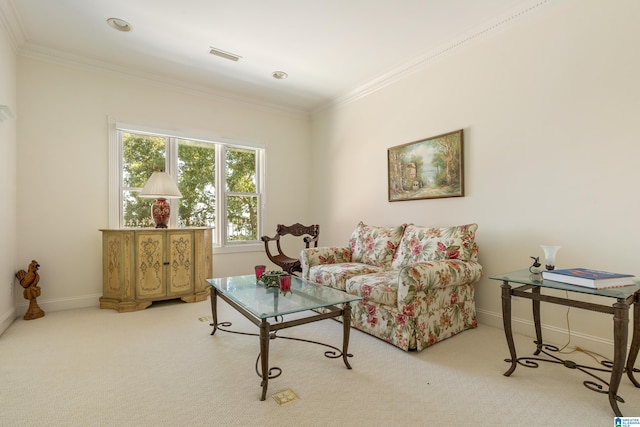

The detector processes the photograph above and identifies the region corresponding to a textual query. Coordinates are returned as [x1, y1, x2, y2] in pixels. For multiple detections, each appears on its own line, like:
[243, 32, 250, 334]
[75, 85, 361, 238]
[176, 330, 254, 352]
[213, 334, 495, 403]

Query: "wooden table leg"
[610, 299, 629, 417]
[501, 281, 518, 376]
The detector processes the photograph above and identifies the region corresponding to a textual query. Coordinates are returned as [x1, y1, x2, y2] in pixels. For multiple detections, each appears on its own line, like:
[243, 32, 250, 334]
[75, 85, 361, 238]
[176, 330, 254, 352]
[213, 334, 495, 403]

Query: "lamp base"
[151, 198, 170, 228]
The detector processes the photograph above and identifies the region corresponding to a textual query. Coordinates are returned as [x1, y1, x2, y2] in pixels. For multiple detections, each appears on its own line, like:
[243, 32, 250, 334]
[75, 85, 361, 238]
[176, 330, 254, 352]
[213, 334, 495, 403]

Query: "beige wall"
[14, 56, 312, 315]
[310, 0, 640, 355]
[0, 17, 17, 333]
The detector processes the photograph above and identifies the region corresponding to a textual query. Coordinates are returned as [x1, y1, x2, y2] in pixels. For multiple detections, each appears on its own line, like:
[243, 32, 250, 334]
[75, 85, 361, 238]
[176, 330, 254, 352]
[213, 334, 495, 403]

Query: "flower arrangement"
[258, 270, 285, 288]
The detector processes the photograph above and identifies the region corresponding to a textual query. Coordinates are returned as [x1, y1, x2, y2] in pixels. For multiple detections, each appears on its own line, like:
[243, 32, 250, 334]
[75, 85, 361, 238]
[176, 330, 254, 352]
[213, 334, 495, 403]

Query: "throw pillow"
[349, 222, 406, 268]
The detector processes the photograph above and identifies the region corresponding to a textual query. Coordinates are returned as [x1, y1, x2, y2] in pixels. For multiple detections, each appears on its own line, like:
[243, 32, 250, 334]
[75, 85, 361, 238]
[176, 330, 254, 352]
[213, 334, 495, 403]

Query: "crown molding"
[0, 0, 26, 52]
[315, 0, 555, 114]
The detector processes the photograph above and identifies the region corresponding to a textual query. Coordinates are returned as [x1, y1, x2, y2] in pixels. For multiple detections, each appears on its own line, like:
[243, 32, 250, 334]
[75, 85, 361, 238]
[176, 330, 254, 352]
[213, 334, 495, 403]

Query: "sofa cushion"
[391, 223, 478, 269]
[346, 270, 399, 306]
[349, 222, 406, 268]
[309, 263, 383, 291]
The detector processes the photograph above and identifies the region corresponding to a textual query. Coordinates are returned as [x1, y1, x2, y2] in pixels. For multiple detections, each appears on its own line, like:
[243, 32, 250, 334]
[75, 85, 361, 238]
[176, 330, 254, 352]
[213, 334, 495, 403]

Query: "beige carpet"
[0, 299, 638, 426]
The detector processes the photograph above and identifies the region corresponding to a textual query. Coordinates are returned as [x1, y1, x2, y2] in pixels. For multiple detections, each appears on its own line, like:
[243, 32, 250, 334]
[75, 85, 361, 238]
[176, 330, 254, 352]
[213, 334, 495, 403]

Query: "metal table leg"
[501, 281, 518, 376]
[626, 292, 640, 387]
[532, 287, 543, 355]
[610, 300, 629, 417]
[210, 287, 218, 336]
[259, 319, 270, 401]
[342, 302, 353, 369]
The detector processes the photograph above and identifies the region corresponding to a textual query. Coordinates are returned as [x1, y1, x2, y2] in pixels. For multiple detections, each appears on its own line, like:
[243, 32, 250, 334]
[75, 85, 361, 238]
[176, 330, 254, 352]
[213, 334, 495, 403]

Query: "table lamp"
[139, 171, 182, 228]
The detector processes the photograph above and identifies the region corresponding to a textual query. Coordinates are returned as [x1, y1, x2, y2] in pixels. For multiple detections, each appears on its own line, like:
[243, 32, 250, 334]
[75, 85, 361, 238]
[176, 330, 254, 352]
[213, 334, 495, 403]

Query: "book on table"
[541, 268, 636, 289]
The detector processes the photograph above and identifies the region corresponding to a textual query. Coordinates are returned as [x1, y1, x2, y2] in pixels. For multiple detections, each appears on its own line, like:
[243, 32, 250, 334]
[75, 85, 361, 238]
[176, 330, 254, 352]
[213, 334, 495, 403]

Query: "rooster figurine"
[16, 260, 45, 320]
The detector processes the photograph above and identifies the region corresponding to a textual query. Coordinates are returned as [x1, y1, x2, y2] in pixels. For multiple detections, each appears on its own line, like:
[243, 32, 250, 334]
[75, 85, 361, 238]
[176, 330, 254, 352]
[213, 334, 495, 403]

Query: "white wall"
[15, 56, 312, 315]
[310, 0, 640, 355]
[0, 16, 17, 334]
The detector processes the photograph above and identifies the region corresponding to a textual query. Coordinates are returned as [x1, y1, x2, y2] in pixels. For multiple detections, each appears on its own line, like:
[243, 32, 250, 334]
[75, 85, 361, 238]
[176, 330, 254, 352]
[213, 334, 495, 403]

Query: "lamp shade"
[139, 172, 182, 199]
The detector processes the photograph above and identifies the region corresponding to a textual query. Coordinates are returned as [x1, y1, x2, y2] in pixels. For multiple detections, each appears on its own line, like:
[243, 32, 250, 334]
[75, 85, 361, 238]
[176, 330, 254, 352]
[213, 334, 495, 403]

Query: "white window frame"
[108, 117, 265, 253]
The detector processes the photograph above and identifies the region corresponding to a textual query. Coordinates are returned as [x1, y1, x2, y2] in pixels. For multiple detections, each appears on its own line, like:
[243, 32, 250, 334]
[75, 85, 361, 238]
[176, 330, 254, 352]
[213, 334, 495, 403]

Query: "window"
[109, 121, 264, 249]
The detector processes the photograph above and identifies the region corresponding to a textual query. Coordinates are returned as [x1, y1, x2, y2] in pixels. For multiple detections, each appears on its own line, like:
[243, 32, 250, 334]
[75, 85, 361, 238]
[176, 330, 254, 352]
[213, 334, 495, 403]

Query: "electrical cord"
[557, 292, 612, 364]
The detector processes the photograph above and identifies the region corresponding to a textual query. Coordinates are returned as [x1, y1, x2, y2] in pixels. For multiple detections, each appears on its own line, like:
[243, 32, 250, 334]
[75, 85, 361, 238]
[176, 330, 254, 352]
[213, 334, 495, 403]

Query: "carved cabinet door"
[166, 231, 194, 295]
[102, 231, 134, 301]
[135, 232, 165, 299]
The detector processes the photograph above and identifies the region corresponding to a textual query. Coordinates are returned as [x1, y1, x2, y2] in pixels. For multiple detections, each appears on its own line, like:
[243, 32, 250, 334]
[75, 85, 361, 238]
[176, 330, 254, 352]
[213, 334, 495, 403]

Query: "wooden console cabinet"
[99, 227, 212, 312]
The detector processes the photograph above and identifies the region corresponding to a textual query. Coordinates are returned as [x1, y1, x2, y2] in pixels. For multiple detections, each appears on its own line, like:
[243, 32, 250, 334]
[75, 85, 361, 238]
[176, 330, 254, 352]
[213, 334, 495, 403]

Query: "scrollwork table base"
[491, 269, 640, 417]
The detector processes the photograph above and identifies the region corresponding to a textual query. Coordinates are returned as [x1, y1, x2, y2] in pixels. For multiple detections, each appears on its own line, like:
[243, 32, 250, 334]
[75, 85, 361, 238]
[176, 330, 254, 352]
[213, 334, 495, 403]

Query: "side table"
[491, 269, 640, 417]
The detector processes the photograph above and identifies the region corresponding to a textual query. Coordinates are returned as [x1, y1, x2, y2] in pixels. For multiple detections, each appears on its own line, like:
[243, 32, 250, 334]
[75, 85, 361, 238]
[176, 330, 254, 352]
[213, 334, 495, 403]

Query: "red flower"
[367, 315, 378, 326]
[428, 333, 437, 344]
[319, 255, 335, 264]
[366, 304, 376, 317]
[450, 292, 459, 305]
[361, 284, 372, 297]
[395, 314, 406, 326]
[402, 304, 414, 317]
[437, 241, 447, 252]
[446, 249, 460, 259]
[364, 235, 375, 251]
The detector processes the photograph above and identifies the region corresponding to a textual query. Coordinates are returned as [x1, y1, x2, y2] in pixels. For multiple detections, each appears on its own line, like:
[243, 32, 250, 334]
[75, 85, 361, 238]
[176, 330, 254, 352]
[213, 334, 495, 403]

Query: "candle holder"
[254, 265, 266, 282]
[541, 245, 561, 270]
[279, 273, 292, 294]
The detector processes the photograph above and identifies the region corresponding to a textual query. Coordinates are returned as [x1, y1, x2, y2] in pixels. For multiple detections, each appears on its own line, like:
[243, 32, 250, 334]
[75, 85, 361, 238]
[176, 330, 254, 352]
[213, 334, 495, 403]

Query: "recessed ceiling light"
[107, 18, 132, 32]
[272, 71, 288, 80]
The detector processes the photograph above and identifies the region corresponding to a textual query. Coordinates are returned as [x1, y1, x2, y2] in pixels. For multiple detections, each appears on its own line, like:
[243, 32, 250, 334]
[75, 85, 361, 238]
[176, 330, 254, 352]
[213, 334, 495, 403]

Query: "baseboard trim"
[15, 293, 101, 316]
[477, 308, 616, 358]
[0, 307, 17, 336]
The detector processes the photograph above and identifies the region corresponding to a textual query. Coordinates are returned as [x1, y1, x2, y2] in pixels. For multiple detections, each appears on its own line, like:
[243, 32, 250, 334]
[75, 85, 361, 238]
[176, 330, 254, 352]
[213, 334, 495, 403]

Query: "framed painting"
[388, 129, 464, 202]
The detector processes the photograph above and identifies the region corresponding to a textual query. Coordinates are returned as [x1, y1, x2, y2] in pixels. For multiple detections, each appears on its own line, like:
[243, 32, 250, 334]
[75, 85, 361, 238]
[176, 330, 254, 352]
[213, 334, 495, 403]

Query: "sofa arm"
[300, 247, 352, 279]
[397, 260, 483, 313]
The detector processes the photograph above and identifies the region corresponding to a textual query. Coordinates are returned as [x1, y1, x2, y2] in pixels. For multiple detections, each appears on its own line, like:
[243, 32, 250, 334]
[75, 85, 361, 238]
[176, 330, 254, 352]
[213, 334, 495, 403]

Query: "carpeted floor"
[0, 299, 638, 426]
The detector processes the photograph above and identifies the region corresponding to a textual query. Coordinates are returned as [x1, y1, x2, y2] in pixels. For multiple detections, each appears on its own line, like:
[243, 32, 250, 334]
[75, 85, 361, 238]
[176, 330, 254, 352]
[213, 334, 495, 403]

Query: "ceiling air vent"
[209, 47, 242, 62]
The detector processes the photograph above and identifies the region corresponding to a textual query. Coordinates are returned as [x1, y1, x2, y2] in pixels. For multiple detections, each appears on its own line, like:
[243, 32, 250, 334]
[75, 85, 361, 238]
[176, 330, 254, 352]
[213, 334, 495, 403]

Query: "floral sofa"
[300, 222, 483, 351]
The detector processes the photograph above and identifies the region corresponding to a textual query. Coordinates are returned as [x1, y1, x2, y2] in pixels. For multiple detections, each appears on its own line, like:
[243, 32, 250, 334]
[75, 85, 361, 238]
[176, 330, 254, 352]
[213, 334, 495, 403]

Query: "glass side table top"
[207, 275, 362, 319]
[491, 269, 640, 299]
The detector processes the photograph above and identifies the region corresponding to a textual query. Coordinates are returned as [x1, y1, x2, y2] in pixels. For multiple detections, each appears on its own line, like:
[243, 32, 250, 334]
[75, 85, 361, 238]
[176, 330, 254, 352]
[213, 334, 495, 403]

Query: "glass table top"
[491, 269, 640, 299]
[207, 275, 362, 319]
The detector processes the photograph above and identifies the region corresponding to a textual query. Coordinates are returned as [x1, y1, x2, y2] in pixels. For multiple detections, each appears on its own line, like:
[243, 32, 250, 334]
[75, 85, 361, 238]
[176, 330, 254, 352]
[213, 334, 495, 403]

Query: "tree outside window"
[119, 130, 262, 245]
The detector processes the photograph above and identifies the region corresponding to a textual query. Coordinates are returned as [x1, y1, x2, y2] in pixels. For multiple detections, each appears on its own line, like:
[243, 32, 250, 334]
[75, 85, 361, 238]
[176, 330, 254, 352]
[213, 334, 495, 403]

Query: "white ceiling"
[2, 0, 550, 112]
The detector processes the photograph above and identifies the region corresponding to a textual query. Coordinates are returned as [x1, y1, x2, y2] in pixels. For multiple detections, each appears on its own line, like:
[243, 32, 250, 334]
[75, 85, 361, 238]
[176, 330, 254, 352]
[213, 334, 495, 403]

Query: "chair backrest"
[275, 223, 320, 248]
[261, 223, 320, 274]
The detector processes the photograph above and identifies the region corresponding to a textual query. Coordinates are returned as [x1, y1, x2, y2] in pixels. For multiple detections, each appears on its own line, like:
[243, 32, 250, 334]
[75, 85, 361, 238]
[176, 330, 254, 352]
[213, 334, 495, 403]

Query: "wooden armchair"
[261, 223, 320, 275]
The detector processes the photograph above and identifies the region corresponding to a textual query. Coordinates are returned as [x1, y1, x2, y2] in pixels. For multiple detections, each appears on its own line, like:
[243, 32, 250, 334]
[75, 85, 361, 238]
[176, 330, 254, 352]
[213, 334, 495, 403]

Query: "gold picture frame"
[388, 129, 464, 201]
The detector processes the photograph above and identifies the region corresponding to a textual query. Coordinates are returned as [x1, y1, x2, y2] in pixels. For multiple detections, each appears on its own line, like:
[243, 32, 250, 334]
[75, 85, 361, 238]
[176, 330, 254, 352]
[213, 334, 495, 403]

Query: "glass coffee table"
[207, 275, 362, 401]
[491, 269, 640, 416]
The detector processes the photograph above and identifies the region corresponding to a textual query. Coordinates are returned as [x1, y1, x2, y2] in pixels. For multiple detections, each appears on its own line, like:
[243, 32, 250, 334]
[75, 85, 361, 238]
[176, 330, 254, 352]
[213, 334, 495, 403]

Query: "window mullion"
[216, 144, 227, 245]
[166, 137, 179, 228]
